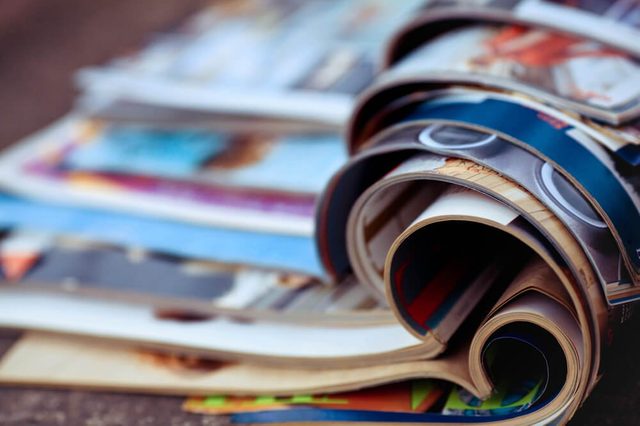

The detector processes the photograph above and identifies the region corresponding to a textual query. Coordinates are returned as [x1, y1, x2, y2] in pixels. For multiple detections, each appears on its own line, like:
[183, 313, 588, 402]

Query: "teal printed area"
[64, 126, 347, 194]
[217, 134, 346, 194]
[66, 127, 226, 177]
[0, 193, 323, 276]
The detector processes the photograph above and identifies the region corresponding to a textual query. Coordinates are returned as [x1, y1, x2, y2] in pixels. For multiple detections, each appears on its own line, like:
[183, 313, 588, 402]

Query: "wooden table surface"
[0, 1, 638, 424]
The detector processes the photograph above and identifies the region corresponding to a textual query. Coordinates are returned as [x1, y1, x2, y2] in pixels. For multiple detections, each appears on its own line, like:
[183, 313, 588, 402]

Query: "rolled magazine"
[309, 10, 639, 424]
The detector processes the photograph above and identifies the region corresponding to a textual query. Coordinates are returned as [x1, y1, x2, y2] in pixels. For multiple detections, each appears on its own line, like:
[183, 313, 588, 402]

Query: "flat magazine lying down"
[0, 116, 346, 236]
[0, 1, 638, 425]
[77, 0, 425, 128]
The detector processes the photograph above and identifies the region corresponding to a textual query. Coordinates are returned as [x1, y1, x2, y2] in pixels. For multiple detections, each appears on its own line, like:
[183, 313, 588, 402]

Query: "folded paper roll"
[312, 16, 638, 422]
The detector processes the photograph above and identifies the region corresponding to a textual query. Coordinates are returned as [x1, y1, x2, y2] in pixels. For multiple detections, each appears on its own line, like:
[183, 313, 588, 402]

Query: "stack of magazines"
[0, 0, 638, 425]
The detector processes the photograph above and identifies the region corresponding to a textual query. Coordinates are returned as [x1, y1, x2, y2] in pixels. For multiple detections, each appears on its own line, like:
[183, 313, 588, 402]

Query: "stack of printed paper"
[0, 1, 638, 425]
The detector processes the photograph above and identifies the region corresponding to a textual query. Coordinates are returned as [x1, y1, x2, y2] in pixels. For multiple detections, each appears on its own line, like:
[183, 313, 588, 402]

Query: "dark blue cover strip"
[616, 144, 640, 167]
[231, 408, 524, 424]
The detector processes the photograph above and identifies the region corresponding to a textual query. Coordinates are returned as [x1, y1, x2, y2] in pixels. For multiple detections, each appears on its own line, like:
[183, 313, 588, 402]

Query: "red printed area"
[394, 256, 467, 331]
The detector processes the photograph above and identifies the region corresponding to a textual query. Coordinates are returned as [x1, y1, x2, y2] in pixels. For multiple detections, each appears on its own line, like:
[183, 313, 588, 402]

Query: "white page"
[0, 290, 421, 361]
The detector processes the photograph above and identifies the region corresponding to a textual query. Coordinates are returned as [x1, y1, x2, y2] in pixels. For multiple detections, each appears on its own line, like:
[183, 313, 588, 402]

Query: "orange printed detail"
[1, 254, 40, 281]
[537, 112, 569, 130]
[475, 25, 626, 68]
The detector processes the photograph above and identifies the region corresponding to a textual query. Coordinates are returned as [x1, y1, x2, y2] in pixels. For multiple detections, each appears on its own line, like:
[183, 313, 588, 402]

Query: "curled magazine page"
[387, 0, 640, 68]
[347, 86, 640, 297]
[385, 23, 640, 124]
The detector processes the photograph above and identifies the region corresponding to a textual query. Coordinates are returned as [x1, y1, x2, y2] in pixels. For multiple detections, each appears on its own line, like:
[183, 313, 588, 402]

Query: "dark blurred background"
[0, 1, 638, 425]
[0, 0, 209, 149]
